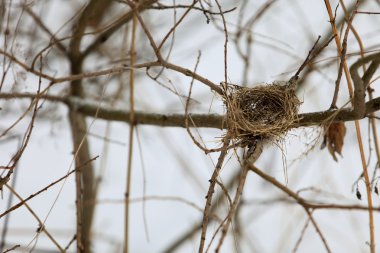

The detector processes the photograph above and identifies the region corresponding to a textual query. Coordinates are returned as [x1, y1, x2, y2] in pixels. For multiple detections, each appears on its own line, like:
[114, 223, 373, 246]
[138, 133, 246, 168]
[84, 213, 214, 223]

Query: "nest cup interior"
[225, 83, 301, 146]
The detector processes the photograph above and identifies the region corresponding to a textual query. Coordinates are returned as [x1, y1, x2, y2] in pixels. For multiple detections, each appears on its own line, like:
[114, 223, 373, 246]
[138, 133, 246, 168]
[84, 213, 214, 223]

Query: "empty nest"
[224, 82, 301, 147]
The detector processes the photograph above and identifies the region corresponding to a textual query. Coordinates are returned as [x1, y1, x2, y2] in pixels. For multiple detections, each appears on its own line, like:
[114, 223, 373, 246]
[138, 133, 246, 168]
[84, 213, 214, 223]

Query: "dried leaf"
[356, 188, 362, 200]
[375, 185, 379, 195]
[322, 122, 346, 162]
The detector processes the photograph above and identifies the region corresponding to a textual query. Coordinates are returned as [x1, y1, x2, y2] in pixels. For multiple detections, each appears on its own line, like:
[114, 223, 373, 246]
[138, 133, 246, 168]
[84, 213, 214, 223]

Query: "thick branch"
[66, 96, 380, 129]
[2, 93, 380, 129]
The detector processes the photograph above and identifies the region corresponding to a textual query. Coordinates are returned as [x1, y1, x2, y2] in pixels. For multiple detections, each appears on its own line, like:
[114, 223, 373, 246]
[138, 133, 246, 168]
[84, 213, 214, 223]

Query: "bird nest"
[224, 82, 301, 147]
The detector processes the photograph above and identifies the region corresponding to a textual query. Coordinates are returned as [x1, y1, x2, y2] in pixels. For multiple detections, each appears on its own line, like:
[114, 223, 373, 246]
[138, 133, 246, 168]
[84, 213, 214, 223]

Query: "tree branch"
[66, 95, 380, 128]
[2, 93, 380, 129]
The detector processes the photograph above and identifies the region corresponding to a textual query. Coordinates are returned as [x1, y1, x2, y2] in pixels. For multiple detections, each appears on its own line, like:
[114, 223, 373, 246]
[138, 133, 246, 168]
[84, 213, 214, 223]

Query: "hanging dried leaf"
[356, 188, 362, 200]
[322, 122, 346, 162]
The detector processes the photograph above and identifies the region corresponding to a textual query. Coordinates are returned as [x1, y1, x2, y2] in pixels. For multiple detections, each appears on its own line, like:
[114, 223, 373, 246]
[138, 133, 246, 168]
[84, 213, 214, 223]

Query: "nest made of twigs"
[224, 82, 301, 147]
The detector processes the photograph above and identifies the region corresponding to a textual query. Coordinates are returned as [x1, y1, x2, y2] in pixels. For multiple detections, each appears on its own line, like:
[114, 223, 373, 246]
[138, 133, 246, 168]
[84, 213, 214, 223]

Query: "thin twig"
[150, 3, 237, 15]
[198, 137, 230, 253]
[342, 0, 380, 195]
[291, 217, 311, 253]
[293, 35, 321, 79]
[215, 166, 249, 252]
[0, 46, 223, 95]
[0, 57, 43, 191]
[330, 9, 355, 109]
[185, 51, 218, 154]
[124, 10, 137, 253]
[324, 1, 375, 251]
[126, 0, 223, 95]
[65, 235, 77, 251]
[3, 245, 20, 253]
[248, 165, 332, 252]
[297, 1, 360, 85]
[304, 208, 331, 253]
[162, 170, 241, 253]
[214, 0, 228, 85]
[4, 184, 65, 252]
[0, 138, 21, 253]
[24, 6, 67, 54]
[158, 0, 197, 49]
[214, 141, 263, 252]
[0, 156, 99, 219]
[82, 0, 156, 58]
[355, 11, 380, 15]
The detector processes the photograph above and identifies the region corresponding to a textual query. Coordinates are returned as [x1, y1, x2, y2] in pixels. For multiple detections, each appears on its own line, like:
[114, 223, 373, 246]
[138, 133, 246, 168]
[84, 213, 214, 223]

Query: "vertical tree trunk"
[69, 62, 95, 253]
